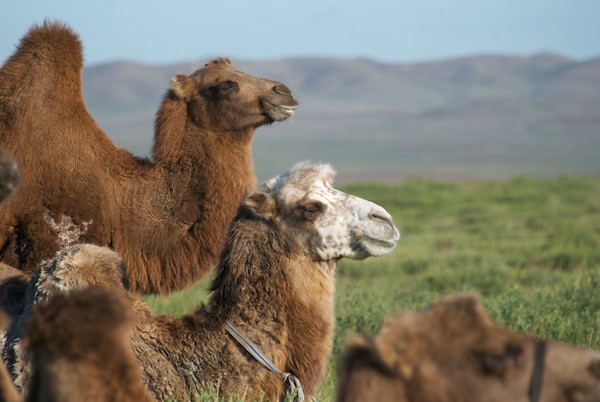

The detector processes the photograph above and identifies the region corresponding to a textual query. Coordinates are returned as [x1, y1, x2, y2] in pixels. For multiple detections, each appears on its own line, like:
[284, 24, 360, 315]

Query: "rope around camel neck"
[225, 321, 311, 401]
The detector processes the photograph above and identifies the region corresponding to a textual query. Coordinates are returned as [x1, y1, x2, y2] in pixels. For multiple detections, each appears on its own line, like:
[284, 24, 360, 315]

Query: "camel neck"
[152, 97, 255, 164]
[206, 248, 336, 397]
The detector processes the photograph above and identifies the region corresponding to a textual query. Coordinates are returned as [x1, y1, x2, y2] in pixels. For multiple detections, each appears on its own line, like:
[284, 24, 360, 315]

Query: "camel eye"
[210, 80, 239, 99]
[301, 201, 324, 218]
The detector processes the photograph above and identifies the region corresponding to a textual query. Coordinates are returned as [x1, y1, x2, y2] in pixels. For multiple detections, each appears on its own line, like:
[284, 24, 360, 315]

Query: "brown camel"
[0, 21, 297, 294]
[337, 294, 600, 402]
[23, 287, 154, 402]
[1, 244, 129, 395]
[4, 161, 400, 401]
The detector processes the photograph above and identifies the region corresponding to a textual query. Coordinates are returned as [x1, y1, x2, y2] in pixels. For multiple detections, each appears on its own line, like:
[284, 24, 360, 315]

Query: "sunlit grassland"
[145, 175, 600, 401]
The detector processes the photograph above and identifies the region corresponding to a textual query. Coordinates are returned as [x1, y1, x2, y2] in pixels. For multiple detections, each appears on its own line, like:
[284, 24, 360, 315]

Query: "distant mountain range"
[82, 53, 600, 182]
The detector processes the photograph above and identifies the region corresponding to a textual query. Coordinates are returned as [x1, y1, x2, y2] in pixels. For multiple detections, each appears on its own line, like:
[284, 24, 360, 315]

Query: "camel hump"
[19, 20, 83, 60]
[1, 20, 83, 100]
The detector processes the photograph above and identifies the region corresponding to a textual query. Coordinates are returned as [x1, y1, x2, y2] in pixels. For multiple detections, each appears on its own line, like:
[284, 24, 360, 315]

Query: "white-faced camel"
[337, 294, 600, 402]
[4, 161, 400, 401]
[0, 21, 297, 294]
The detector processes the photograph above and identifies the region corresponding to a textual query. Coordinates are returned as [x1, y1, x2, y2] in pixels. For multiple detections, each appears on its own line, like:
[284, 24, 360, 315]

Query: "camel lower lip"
[264, 101, 297, 111]
[263, 102, 297, 121]
[364, 236, 398, 250]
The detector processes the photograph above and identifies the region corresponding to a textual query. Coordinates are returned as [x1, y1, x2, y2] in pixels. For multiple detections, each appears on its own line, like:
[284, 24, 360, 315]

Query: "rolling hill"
[81, 53, 600, 182]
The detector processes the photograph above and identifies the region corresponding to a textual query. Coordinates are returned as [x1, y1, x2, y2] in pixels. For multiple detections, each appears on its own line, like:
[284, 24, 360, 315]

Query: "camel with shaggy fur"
[337, 295, 600, 402]
[4, 162, 400, 401]
[0, 21, 297, 294]
[0, 284, 155, 402]
[23, 287, 154, 402]
[3, 244, 133, 394]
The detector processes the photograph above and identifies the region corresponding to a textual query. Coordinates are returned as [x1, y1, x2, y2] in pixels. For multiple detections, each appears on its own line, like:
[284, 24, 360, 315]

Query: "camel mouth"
[358, 220, 400, 258]
[262, 101, 297, 122]
[349, 236, 398, 260]
[363, 236, 399, 255]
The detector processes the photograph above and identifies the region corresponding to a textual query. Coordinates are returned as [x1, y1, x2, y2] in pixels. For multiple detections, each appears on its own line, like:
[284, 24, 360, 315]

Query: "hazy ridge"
[82, 53, 600, 182]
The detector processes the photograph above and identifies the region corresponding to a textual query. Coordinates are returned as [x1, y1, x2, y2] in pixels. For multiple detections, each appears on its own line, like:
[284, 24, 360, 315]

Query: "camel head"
[169, 58, 297, 131]
[247, 161, 400, 262]
[0, 149, 20, 204]
[338, 295, 600, 402]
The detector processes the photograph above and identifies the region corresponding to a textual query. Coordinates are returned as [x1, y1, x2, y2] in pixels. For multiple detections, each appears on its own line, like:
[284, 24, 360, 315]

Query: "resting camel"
[0, 21, 297, 294]
[337, 295, 600, 402]
[23, 287, 154, 402]
[4, 161, 400, 401]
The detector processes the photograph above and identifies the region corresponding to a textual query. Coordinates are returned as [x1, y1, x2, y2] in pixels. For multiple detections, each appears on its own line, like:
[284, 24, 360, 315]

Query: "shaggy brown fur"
[5, 162, 400, 401]
[0, 21, 297, 294]
[0, 311, 20, 402]
[0, 150, 19, 205]
[23, 287, 154, 402]
[0, 153, 27, 329]
[337, 295, 600, 402]
[3, 244, 129, 393]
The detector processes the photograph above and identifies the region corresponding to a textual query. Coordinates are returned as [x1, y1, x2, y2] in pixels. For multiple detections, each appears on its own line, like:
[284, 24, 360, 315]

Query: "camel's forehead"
[264, 162, 338, 202]
[192, 58, 238, 80]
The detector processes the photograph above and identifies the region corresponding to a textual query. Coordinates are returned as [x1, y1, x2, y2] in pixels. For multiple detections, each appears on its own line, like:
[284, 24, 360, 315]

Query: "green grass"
[145, 175, 600, 401]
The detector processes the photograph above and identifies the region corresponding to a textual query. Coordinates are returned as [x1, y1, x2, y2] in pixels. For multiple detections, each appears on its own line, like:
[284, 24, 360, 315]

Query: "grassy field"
[144, 174, 600, 401]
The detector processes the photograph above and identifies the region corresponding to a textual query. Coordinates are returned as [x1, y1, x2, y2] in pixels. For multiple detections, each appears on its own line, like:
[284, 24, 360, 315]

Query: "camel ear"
[170, 74, 197, 101]
[373, 335, 415, 379]
[344, 335, 414, 380]
[243, 192, 277, 218]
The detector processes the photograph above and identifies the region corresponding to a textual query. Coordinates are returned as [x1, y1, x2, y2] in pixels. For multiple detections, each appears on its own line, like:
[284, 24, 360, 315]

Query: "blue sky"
[1, 0, 599, 66]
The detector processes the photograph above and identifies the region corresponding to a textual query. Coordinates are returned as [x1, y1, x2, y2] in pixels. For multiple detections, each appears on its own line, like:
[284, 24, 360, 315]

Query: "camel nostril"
[369, 212, 401, 241]
[369, 213, 392, 226]
[273, 85, 292, 96]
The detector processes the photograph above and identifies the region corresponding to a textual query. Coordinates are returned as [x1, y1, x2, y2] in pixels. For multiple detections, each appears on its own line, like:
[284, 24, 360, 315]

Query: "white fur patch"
[43, 211, 92, 248]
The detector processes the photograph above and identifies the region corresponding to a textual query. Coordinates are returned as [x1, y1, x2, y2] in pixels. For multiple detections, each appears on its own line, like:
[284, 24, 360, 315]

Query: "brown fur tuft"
[169, 74, 196, 101]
